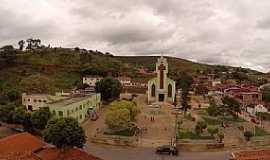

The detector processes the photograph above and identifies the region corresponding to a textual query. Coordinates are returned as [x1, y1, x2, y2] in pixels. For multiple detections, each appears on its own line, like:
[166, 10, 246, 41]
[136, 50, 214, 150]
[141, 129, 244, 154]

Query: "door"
[159, 94, 165, 102]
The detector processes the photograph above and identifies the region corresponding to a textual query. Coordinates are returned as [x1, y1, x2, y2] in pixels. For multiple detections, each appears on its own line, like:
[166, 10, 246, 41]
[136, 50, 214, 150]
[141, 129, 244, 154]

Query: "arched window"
[168, 84, 172, 97]
[151, 84, 156, 97]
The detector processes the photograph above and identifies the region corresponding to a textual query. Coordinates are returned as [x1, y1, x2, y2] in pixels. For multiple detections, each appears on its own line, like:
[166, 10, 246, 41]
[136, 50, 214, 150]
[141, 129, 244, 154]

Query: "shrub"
[207, 126, 219, 137]
[244, 131, 253, 141]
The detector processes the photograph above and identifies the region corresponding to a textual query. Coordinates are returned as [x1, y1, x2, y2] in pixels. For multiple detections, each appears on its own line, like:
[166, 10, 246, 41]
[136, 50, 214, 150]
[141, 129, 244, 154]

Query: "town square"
[1, 1, 270, 160]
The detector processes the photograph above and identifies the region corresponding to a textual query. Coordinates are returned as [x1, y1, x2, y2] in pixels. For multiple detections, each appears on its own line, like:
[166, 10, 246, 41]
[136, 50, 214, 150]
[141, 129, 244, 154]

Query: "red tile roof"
[0, 133, 103, 160]
[232, 149, 270, 160]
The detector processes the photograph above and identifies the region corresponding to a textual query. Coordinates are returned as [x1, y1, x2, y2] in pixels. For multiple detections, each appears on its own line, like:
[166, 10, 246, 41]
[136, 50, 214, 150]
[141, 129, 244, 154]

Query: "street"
[85, 143, 231, 160]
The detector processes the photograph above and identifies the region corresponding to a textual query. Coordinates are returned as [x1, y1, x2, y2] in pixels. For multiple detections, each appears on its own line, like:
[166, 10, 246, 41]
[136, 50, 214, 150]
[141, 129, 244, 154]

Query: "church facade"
[147, 56, 176, 103]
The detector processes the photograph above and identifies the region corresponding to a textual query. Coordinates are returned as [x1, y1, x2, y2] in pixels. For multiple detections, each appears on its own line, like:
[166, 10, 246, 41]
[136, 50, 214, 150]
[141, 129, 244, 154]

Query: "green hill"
[0, 46, 265, 104]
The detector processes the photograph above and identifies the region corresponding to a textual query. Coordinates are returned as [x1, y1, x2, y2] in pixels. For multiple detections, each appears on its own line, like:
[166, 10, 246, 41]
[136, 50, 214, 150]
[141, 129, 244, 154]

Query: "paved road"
[85, 143, 231, 160]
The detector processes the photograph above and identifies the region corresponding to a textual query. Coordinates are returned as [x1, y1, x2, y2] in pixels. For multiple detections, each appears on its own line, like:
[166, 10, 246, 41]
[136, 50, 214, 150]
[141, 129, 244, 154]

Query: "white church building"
[147, 56, 176, 104]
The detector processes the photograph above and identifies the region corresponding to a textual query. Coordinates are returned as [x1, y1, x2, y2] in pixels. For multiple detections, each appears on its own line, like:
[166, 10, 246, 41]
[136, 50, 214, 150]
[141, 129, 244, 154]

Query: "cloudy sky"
[1, 0, 270, 72]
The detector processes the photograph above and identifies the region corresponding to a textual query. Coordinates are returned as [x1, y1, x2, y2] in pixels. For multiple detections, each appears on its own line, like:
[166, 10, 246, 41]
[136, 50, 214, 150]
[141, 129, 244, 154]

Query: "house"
[230, 149, 270, 160]
[46, 93, 101, 123]
[0, 132, 103, 160]
[22, 93, 67, 111]
[117, 77, 132, 87]
[22, 92, 101, 123]
[83, 75, 103, 87]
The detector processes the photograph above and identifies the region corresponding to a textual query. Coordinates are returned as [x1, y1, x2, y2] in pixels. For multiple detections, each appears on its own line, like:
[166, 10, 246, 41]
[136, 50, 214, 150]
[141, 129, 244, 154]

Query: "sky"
[1, 0, 270, 72]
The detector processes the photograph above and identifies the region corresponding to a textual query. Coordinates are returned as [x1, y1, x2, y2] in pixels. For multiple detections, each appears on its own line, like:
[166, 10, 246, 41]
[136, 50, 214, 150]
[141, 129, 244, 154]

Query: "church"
[147, 56, 176, 104]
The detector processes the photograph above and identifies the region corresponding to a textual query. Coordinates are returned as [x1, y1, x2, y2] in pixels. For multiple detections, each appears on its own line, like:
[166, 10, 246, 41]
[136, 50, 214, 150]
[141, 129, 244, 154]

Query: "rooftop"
[231, 149, 270, 160]
[0, 132, 103, 160]
[48, 94, 97, 107]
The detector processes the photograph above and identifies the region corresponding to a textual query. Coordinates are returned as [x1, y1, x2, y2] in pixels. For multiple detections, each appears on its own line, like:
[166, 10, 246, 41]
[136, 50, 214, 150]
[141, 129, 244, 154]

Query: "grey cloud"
[0, 0, 270, 72]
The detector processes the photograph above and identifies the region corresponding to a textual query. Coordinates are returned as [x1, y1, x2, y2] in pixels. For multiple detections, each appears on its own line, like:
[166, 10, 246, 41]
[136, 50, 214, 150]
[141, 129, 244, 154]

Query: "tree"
[195, 84, 209, 95]
[95, 77, 122, 101]
[43, 117, 86, 149]
[262, 87, 270, 103]
[105, 107, 130, 130]
[0, 104, 15, 123]
[20, 74, 55, 94]
[31, 107, 51, 130]
[243, 131, 253, 141]
[207, 126, 219, 137]
[217, 132, 224, 143]
[195, 121, 207, 135]
[177, 73, 193, 113]
[206, 99, 221, 116]
[109, 100, 140, 121]
[12, 107, 28, 124]
[0, 45, 16, 63]
[6, 90, 20, 102]
[222, 96, 241, 118]
[18, 40, 25, 50]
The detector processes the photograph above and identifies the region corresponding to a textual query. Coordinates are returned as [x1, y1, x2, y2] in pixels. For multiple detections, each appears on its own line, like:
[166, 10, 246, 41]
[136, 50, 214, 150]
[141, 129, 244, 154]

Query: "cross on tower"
[158, 63, 166, 89]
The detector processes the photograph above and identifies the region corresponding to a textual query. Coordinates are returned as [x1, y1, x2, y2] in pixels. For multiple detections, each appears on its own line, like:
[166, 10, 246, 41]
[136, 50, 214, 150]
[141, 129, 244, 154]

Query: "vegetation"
[262, 87, 270, 103]
[31, 107, 51, 130]
[217, 132, 224, 143]
[244, 131, 253, 141]
[256, 112, 270, 121]
[207, 126, 219, 137]
[105, 100, 140, 131]
[222, 96, 241, 118]
[95, 77, 122, 102]
[43, 117, 86, 149]
[195, 121, 207, 135]
[177, 73, 193, 113]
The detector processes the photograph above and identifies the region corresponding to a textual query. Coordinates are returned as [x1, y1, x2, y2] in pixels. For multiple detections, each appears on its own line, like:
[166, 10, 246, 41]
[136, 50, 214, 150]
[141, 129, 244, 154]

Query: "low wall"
[177, 140, 224, 151]
[91, 134, 138, 147]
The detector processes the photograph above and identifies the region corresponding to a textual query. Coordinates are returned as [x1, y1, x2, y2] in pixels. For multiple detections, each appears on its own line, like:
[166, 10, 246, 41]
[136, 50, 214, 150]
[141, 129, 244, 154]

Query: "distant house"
[0, 133, 103, 160]
[83, 75, 103, 87]
[117, 77, 132, 87]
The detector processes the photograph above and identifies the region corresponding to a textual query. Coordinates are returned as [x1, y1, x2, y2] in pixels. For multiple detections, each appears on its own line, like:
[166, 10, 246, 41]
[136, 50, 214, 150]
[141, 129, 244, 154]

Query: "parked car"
[251, 118, 259, 124]
[155, 145, 178, 156]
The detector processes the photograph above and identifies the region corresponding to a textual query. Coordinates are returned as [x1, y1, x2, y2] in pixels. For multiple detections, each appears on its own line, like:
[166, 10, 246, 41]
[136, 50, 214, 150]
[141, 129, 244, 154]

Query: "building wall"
[22, 93, 50, 111]
[83, 77, 103, 87]
[48, 94, 101, 123]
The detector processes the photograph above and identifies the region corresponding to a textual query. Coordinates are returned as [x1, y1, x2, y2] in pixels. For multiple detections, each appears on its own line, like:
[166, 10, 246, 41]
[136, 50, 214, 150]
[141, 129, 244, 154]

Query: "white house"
[83, 75, 103, 87]
[255, 104, 268, 113]
[117, 77, 132, 87]
[22, 93, 67, 111]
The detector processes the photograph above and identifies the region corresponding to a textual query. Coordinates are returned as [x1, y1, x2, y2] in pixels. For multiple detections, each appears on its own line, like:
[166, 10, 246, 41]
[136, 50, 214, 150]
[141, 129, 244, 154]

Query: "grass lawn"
[177, 128, 214, 140]
[254, 126, 269, 136]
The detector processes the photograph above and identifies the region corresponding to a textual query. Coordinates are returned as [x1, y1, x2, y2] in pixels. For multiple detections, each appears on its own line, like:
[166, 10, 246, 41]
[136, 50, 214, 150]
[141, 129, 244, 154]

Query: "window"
[34, 99, 37, 102]
[38, 100, 42, 103]
[52, 110, 56, 115]
[80, 114, 82, 119]
[76, 107, 78, 111]
[43, 100, 47, 103]
[67, 110, 70, 116]
[28, 99, 30, 102]
[58, 111, 63, 117]
[151, 84, 156, 97]
[168, 84, 172, 97]
[80, 105, 82, 110]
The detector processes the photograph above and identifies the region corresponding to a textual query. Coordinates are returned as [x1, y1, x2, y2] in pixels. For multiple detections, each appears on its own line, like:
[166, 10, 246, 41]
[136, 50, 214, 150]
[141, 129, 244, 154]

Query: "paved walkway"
[135, 94, 176, 147]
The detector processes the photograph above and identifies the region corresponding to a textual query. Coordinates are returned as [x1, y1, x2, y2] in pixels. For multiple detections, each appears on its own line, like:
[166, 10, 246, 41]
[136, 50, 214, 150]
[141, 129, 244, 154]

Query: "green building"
[47, 93, 101, 123]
